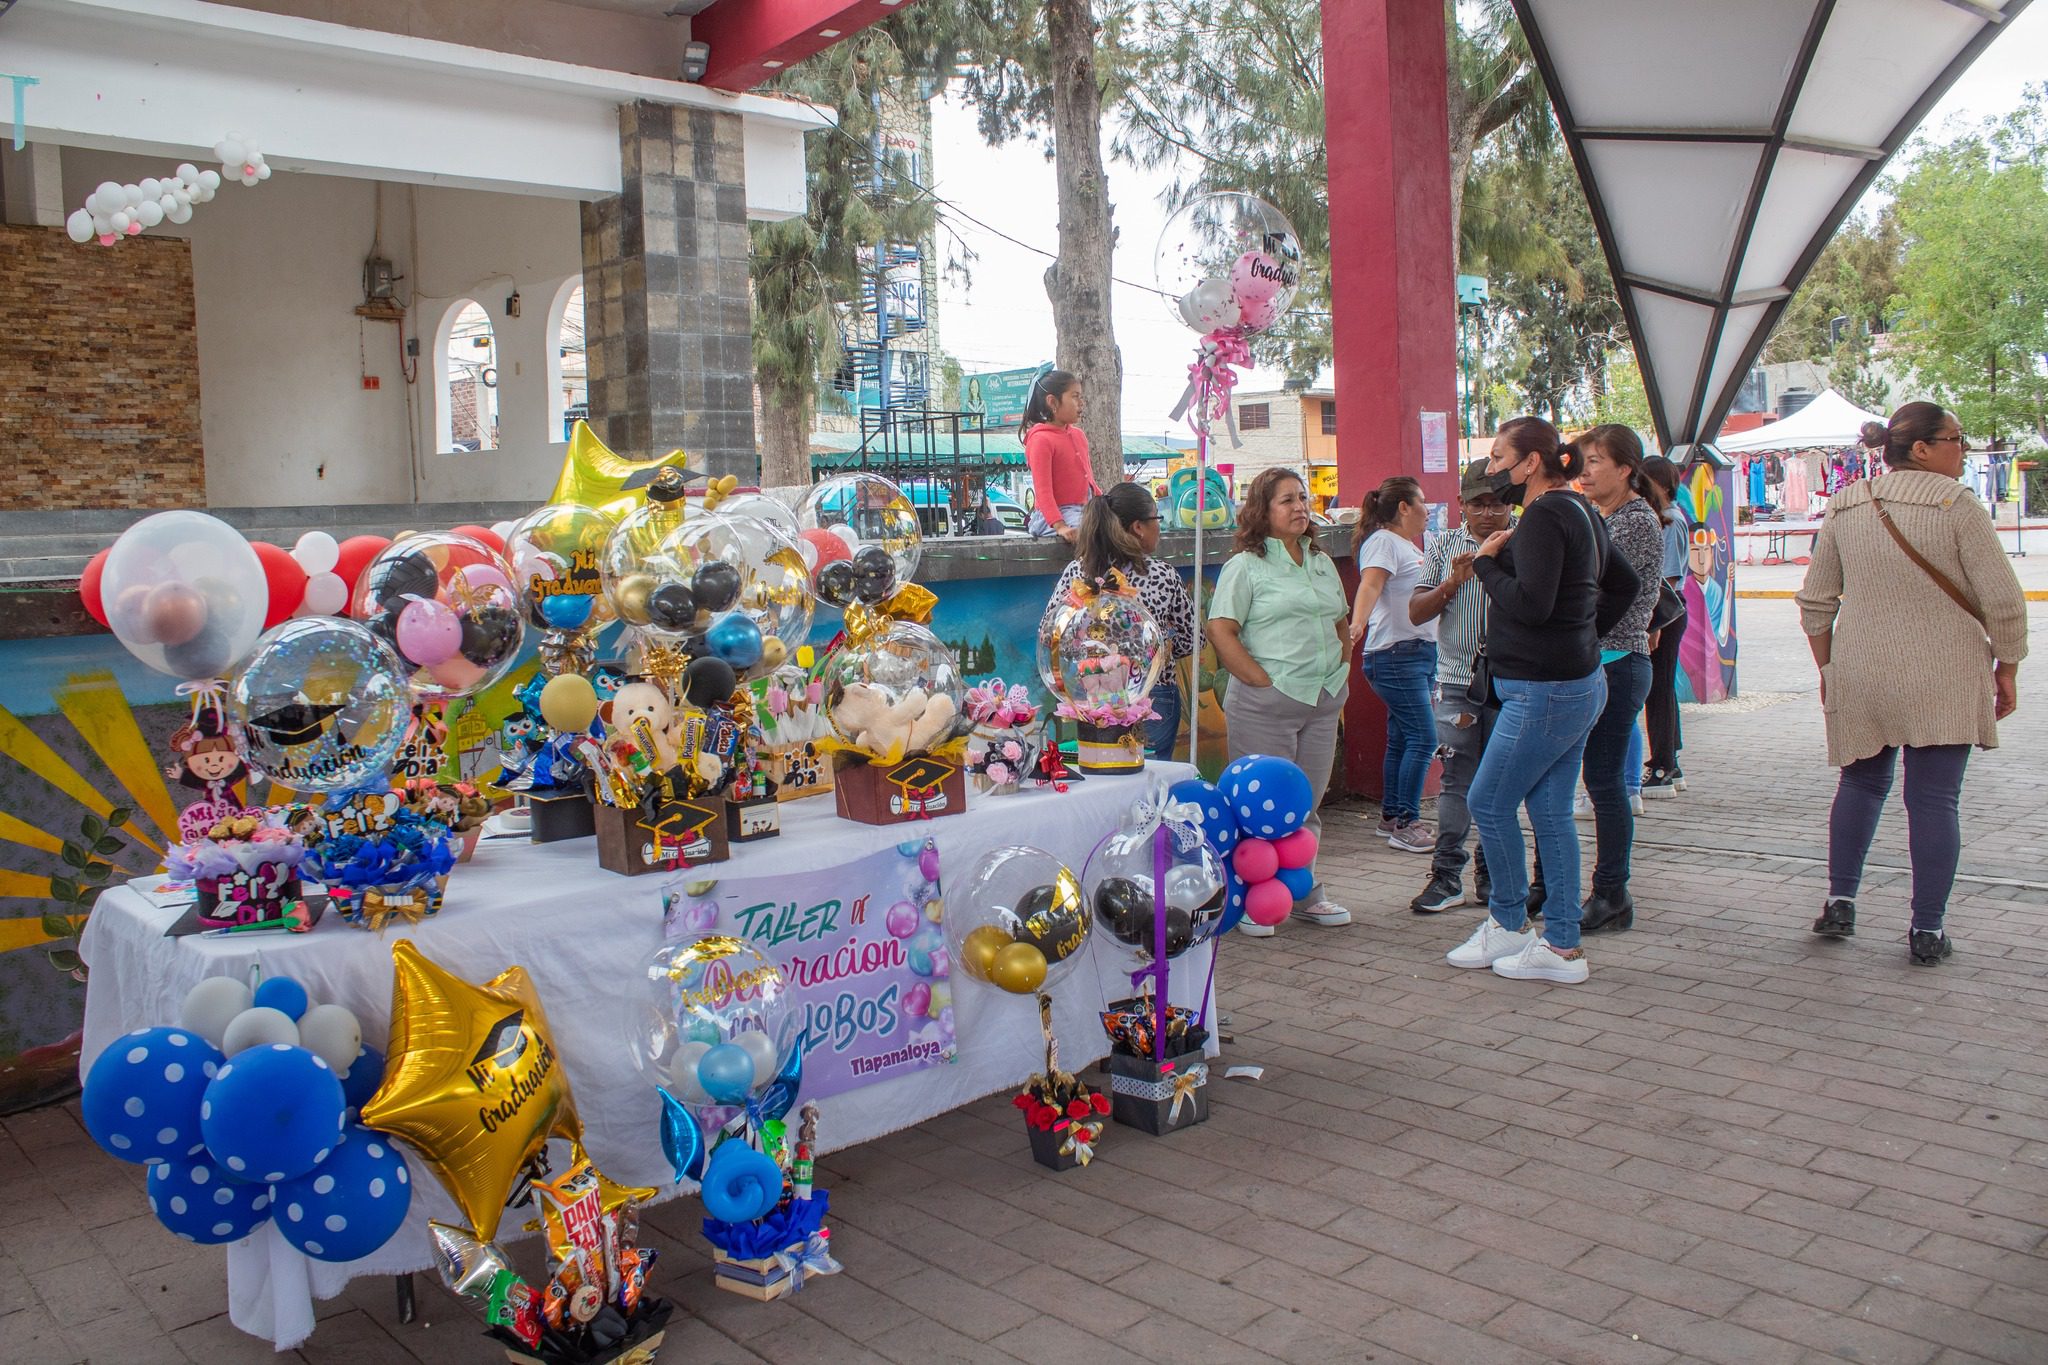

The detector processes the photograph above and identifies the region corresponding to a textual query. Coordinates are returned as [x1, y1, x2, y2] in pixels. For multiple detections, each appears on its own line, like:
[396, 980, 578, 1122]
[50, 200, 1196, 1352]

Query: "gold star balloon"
[550, 421, 703, 522]
[362, 940, 583, 1241]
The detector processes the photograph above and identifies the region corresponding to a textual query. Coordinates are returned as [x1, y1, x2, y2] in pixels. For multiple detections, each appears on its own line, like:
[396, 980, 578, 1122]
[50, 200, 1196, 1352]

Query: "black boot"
[1811, 899, 1856, 939]
[1909, 928, 1954, 965]
[1580, 886, 1635, 934]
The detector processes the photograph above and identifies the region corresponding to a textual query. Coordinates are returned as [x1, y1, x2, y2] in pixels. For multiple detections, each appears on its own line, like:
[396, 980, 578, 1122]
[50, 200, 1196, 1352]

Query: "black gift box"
[1106, 1048, 1209, 1136]
[1026, 1115, 1103, 1171]
[528, 788, 596, 844]
[1074, 721, 1144, 774]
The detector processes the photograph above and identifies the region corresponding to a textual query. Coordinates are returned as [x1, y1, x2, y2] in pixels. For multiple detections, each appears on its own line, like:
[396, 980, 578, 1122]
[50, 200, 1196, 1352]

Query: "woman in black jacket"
[1444, 416, 1639, 986]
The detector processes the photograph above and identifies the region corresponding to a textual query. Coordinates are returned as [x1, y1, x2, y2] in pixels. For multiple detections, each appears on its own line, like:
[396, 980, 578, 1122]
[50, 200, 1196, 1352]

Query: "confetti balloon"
[795, 474, 922, 607]
[351, 533, 524, 702]
[1155, 191, 1303, 336]
[946, 846, 1089, 996]
[231, 617, 409, 793]
[662, 512, 814, 671]
[101, 511, 267, 681]
[629, 936, 801, 1129]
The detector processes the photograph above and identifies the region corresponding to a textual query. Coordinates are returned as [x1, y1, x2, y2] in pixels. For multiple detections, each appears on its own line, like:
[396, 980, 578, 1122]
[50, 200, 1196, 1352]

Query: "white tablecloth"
[79, 765, 1218, 1348]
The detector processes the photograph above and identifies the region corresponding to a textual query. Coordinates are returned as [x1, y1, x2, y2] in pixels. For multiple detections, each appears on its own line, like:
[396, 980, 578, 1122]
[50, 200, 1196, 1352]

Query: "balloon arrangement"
[1038, 572, 1169, 774]
[64, 136, 268, 247]
[946, 846, 1092, 999]
[365, 941, 670, 1359]
[1210, 754, 1319, 930]
[96, 510, 269, 684]
[352, 532, 526, 704]
[794, 473, 922, 613]
[81, 972, 408, 1262]
[506, 502, 617, 678]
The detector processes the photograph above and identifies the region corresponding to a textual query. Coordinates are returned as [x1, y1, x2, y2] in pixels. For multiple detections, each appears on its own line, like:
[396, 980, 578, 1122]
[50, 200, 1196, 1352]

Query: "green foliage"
[42, 806, 131, 983]
[1761, 212, 1903, 365]
[1592, 354, 1653, 437]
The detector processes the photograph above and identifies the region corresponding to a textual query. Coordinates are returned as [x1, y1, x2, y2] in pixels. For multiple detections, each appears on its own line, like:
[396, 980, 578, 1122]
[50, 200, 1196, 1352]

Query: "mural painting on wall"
[1675, 462, 1738, 703]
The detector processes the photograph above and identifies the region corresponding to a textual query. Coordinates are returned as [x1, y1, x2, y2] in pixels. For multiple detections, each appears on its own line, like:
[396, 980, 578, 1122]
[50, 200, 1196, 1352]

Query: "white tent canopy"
[1511, 0, 2032, 448]
[1715, 389, 1884, 453]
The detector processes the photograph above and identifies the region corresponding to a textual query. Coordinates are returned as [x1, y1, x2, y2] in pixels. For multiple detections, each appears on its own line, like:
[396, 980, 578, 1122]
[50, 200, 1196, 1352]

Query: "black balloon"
[676, 628, 709, 659]
[1161, 907, 1194, 958]
[1094, 876, 1153, 947]
[647, 583, 696, 631]
[162, 619, 239, 680]
[691, 561, 742, 614]
[815, 561, 858, 608]
[368, 550, 437, 606]
[1013, 880, 1090, 964]
[460, 604, 520, 663]
[683, 656, 737, 708]
[852, 546, 898, 603]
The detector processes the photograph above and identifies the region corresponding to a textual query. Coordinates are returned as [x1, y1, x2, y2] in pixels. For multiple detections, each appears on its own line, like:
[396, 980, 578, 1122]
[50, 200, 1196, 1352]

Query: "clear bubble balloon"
[231, 617, 410, 792]
[662, 513, 814, 665]
[350, 533, 524, 702]
[1038, 589, 1169, 713]
[1084, 808, 1228, 963]
[795, 474, 922, 609]
[946, 845, 1090, 998]
[629, 937, 799, 1124]
[825, 622, 966, 760]
[601, 494, 693, 643]
[506, 502, 616, 636]
[102, 511, 268, 681]
[1155, 192, 1302, 336]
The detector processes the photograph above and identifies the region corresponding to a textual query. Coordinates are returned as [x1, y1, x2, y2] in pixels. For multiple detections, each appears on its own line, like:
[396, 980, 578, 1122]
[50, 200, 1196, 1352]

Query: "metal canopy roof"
[1511, 0, 2033, 448]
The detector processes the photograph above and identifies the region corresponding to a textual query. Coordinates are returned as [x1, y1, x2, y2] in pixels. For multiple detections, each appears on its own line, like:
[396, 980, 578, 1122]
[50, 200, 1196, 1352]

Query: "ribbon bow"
[1168, 328, 1253, 448]
[1034, 745, 1076, 793]
[352, 881, 439, 931]
[1167, 1064, 1209, 1123]
[964, 681, 1039, 728]
[843, 583, 937, 647]
[771, 1231, 842, 1294]
[174, 678, 236, 737]
[1058, 1118, 1103, 1166]
[1128, 778, 1205, 854]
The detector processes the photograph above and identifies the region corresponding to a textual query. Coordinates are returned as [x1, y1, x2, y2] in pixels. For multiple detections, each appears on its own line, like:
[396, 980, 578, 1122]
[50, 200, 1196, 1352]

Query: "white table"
[79, 765, 1218, 1348]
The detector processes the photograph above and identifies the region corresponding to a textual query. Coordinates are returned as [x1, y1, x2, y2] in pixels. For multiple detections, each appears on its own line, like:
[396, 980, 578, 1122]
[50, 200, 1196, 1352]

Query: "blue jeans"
[1144, 678, 1183, 759]
[1830, 745, 1970, 932]
[1028, 502, 1088, 538]
[1360, 639, 1438, 823]
[1582, 652, 1653, 892]
[1625, 724, 1643, 796]
[1470, 669, 1607, 950]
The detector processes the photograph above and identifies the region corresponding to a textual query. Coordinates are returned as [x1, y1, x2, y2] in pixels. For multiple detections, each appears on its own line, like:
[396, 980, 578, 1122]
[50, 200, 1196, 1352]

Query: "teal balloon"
[705, 611, 764, 669]
[658, 1088, 707, 1183]
[908, 946, 933, 977]
[539, 594, 594, 630]
[696, 1042, 756, 1104]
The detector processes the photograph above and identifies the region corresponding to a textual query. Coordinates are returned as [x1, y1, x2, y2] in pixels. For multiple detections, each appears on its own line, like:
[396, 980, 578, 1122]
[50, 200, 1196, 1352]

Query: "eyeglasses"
[1929, 434, 1970, 450]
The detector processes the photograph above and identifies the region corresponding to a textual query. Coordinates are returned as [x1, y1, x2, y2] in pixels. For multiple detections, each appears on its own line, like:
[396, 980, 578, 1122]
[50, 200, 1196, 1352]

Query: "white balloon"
[733, 1028, 780, 1087]
[166, 203, 194, 225]
[220, 1004, 299, 1056]
[256, 163, 272, 181]
[66, 210, 94, 244]
[123, 184, 145, 207]
[198, 169, 221, 191]
[180, 976, 253, 1049]
[297, 1003, 362, 1074]
[176, 163, 200, 186]
[109, 211, 131, 233]
[488, 520, 515, 545]
[216, 138, 245, 166]
[300, 571, 347, 615]
[93, 181, 123, 213]
[292, 530, 339, 574]
[91, 213, 112, 235]
[159, 194, 179, 215]
[140, 177, 162, 200]
[135, 200, 164, 229]
[830, 524, 861, 552]
[662, 1040, 711, 1105]
[240, 170, 259, 187]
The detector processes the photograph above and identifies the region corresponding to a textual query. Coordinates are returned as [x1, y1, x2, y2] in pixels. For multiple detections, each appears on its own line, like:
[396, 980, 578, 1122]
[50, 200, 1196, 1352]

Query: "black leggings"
[1828, 745, 1970, 932]
[1645, 605, 1685, 772]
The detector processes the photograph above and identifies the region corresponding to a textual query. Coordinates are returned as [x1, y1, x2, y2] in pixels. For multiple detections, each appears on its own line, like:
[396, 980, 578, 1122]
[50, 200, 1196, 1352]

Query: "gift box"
[1106, 1048, 1209, 1136]
[768, 741, 834, 803]
[966, 719, 1043, 796]
[195, 871, 304, 924]
[709, 1244, 805, 1302]
[833, 754, 966, 825]
[1026, 1115, 1104, 1172]
[595, 794, 729, 876]
[330, 876, 448, 930]
[725, 795, 781, 843]
[528, 788, 596, 844]
[491, 1299, 672, 1365]
[1074, 721, 1144, 774]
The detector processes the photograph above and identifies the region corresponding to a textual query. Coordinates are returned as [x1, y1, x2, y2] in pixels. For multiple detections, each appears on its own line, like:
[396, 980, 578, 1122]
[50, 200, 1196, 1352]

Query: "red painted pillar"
[1322, 0, 1460, 795]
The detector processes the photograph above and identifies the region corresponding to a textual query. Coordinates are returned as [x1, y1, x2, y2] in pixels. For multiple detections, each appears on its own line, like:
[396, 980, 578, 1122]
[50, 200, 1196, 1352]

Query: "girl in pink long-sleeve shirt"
[1022, 369, 1100, 542]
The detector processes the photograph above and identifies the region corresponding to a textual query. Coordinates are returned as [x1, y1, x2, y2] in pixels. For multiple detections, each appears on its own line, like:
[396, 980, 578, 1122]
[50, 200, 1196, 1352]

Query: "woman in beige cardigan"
[1796, 402, 2027, 964]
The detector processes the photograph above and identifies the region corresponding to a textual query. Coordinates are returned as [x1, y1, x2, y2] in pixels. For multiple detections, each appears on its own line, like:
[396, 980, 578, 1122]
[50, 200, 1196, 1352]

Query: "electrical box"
[363, 256, 396, 301]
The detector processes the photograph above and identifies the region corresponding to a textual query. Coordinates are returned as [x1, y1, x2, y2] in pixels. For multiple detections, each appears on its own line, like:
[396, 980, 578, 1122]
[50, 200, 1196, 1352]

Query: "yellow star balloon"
[362, 940, 583, 1241]
[551, 421, 704, 521]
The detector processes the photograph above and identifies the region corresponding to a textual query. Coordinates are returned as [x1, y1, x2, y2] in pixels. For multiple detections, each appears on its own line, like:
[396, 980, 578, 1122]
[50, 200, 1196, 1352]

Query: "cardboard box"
[725, 795, 781, 843]
[1106, 1049, 1209, 1136]
[1075, 722, 1145, 774]
[768, 741, 834, 802]
[527, 788, 596, 844]
[1026, 1115, 1104, 1171]
[710, 1246, 803, 1302]
[594, 794, 729, 876]
[832, 754, 967, 826]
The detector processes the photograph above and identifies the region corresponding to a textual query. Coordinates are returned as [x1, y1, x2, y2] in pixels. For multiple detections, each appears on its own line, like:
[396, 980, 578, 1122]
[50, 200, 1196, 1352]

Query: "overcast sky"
[927, 6, 2047, 432]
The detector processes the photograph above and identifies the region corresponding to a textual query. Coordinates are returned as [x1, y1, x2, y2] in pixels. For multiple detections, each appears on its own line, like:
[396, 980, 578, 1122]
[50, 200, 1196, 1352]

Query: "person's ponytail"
[1352, 476, 1422, 554]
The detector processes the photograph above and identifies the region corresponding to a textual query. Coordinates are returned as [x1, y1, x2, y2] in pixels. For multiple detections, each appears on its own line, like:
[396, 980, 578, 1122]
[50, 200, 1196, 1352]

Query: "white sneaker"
[1235, 918, 1275, 938]
[1385, 820, 1434, 854]
[1629, 792, 1645, 816]
[1492, 937, 1590, 984]
[1573, 790, 1593, 821]
[1446, 918, 1534, 969]
[1298, 900, 1352, 927]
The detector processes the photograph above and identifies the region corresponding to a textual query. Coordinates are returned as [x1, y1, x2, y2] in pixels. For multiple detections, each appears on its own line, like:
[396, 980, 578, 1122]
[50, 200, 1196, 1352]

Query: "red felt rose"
[1090, 1092, 1111, 1115]
[1065, 1098, 1091, 1120]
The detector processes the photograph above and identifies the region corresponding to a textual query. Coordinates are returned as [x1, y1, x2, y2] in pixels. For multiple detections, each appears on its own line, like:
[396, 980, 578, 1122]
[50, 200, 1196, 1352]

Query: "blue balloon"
[699, 1139, 783, 1223]
[1216, 868, 1249, 936]
[907, 946, 933, 977]
[147, 1153, 272, 1244]
[340, 1045, 385, 1114]
[1276, 864, 1316, 901]
[252, 976, 310, 1021]
[201, 1044, 346, 1184]
[83, 1027, 223, 1166]
[271, 1124, 412, 1263]
[659, 1088, 708, 1183]
[705, 611, 764, 670]
[1218, 754, 1314, 839]
[539, 593, 594, 630]
[695, 1042, 757, 1105]
[1169, 777, 1240, 857]
[756, 1030, 805, 1124]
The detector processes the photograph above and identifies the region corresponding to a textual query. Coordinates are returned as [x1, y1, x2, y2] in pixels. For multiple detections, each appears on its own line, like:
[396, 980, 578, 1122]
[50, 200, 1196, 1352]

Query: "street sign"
[963, 364, 1051, 430]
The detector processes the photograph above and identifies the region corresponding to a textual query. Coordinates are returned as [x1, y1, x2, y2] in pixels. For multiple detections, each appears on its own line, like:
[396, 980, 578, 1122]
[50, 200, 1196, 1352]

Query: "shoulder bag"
[1870, 492, 1987, 630]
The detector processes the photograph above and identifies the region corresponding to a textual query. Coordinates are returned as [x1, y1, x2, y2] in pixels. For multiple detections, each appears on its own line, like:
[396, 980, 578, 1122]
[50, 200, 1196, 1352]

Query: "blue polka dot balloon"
[1217, 755, 1314, 839]
[252, 976, 310, 1022]
[201, 1043, 346, 1185]
[271, 1124, 413, 1263]
[1168, 777, 1240, 857]
[1216, 867, 1249, 936]
[340, 1045, 386, 1115]
[82, 1027, 224, 1166]
[147, 1153, 272, 1244]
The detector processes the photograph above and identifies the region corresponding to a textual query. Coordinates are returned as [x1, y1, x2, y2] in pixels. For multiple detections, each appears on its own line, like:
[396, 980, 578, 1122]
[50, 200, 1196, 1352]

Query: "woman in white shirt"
[1349, 477, 1438, 853]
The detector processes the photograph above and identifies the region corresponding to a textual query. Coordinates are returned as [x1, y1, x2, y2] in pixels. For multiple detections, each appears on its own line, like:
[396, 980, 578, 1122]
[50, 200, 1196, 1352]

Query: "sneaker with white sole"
[1573, 790, 1593, 821]
[1235, 918, 1275, 938]
[1386, 820, 1434, 854]
[1629, 791, 1645, 816]
[1491, 936, 1590, 984]
[1446, 918, 1534, 969]
[1298, 900, 1351, 927]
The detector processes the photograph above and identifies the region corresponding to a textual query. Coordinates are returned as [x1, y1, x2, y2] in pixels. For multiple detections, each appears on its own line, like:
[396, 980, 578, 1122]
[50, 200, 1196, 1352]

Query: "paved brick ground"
[6, 597, 2047, 1364]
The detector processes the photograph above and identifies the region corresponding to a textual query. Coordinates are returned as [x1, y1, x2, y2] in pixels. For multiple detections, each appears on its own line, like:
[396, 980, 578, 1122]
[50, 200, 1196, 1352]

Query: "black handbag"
[1649, 580, 1685, 633]
[1464, 593, 1495, 708]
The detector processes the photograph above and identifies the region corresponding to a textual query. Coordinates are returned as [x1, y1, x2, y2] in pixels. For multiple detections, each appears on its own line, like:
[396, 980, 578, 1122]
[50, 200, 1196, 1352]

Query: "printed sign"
[661, 839, 956, 1100]
[963, 364, 1052, 431]
[1421, 410, 1450, 474]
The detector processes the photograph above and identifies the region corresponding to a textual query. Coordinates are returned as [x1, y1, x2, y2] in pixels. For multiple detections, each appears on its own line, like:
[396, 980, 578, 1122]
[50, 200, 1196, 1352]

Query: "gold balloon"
[1015, 869, 1089, 965]
[959, 924, 1013, 984]
[550, 421, 702, 522]
[539, 673, 599, 733]
[759, 637, 788, 671]
[990, 941, 1049, 995]
[613, 572, 655, 626]
[362, 940, 582, 1242]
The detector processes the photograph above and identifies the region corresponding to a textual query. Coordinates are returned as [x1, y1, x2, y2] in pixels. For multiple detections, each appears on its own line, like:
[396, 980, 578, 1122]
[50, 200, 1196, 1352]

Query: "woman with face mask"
[1443, 417, 1639, 985]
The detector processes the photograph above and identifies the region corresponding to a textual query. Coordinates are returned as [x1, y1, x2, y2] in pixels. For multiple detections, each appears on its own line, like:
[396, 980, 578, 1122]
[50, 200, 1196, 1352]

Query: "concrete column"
[1322, 0, 1459, 795]
[581, 101, 757, 481]
[0, 142, 67, 228]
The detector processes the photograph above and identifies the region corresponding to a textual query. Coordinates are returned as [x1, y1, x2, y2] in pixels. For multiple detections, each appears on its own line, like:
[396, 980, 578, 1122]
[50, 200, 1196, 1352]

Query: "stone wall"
[0, 225, 204, 510]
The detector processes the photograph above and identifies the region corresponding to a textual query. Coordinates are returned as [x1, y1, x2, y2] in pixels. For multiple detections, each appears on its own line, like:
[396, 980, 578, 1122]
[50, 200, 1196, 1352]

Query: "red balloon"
[1273, 828, 1318, 870]
[799, 528, 853, 574]
[453, 523, 505, 557]
[79, 547, 111, 627]
[251, 541, 307, 629]
[333, 535, 393, 607]
[1232, 838, 1280, 885]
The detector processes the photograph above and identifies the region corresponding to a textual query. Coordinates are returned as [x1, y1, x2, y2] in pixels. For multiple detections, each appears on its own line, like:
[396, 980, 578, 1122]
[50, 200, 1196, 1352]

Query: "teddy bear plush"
[834, 682, 959, 763]
[602, 681, 680, 773]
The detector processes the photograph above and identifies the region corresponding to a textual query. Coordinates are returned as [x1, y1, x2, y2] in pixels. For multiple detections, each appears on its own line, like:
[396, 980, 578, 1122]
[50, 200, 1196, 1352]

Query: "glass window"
[1240, 402, 1271, 431]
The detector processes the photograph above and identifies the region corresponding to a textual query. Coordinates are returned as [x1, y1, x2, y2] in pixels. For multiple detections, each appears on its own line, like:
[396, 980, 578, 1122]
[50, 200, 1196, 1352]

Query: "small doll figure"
[165, 710, 248, 842]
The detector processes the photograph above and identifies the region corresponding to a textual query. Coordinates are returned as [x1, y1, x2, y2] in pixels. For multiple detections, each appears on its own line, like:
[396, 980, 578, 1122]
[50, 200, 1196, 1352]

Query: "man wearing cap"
[1407, 461, 1511, 913]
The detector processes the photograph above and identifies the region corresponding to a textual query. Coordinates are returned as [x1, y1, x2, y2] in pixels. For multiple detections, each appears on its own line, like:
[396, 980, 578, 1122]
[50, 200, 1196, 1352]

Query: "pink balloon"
[1274, 828, 1319, 870]
[396, 597, 462, 665]
[426, 655, 486, 691]
[1245, 878, 1293, 926]
[903, 982, 932, 1018]
[1237, 292, 1284, 332]
[143, 582, 208, 646]
[1233, 838, 1279, 884]
[885, 901, 919, 939]
[1229, 249, 1288, 307]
